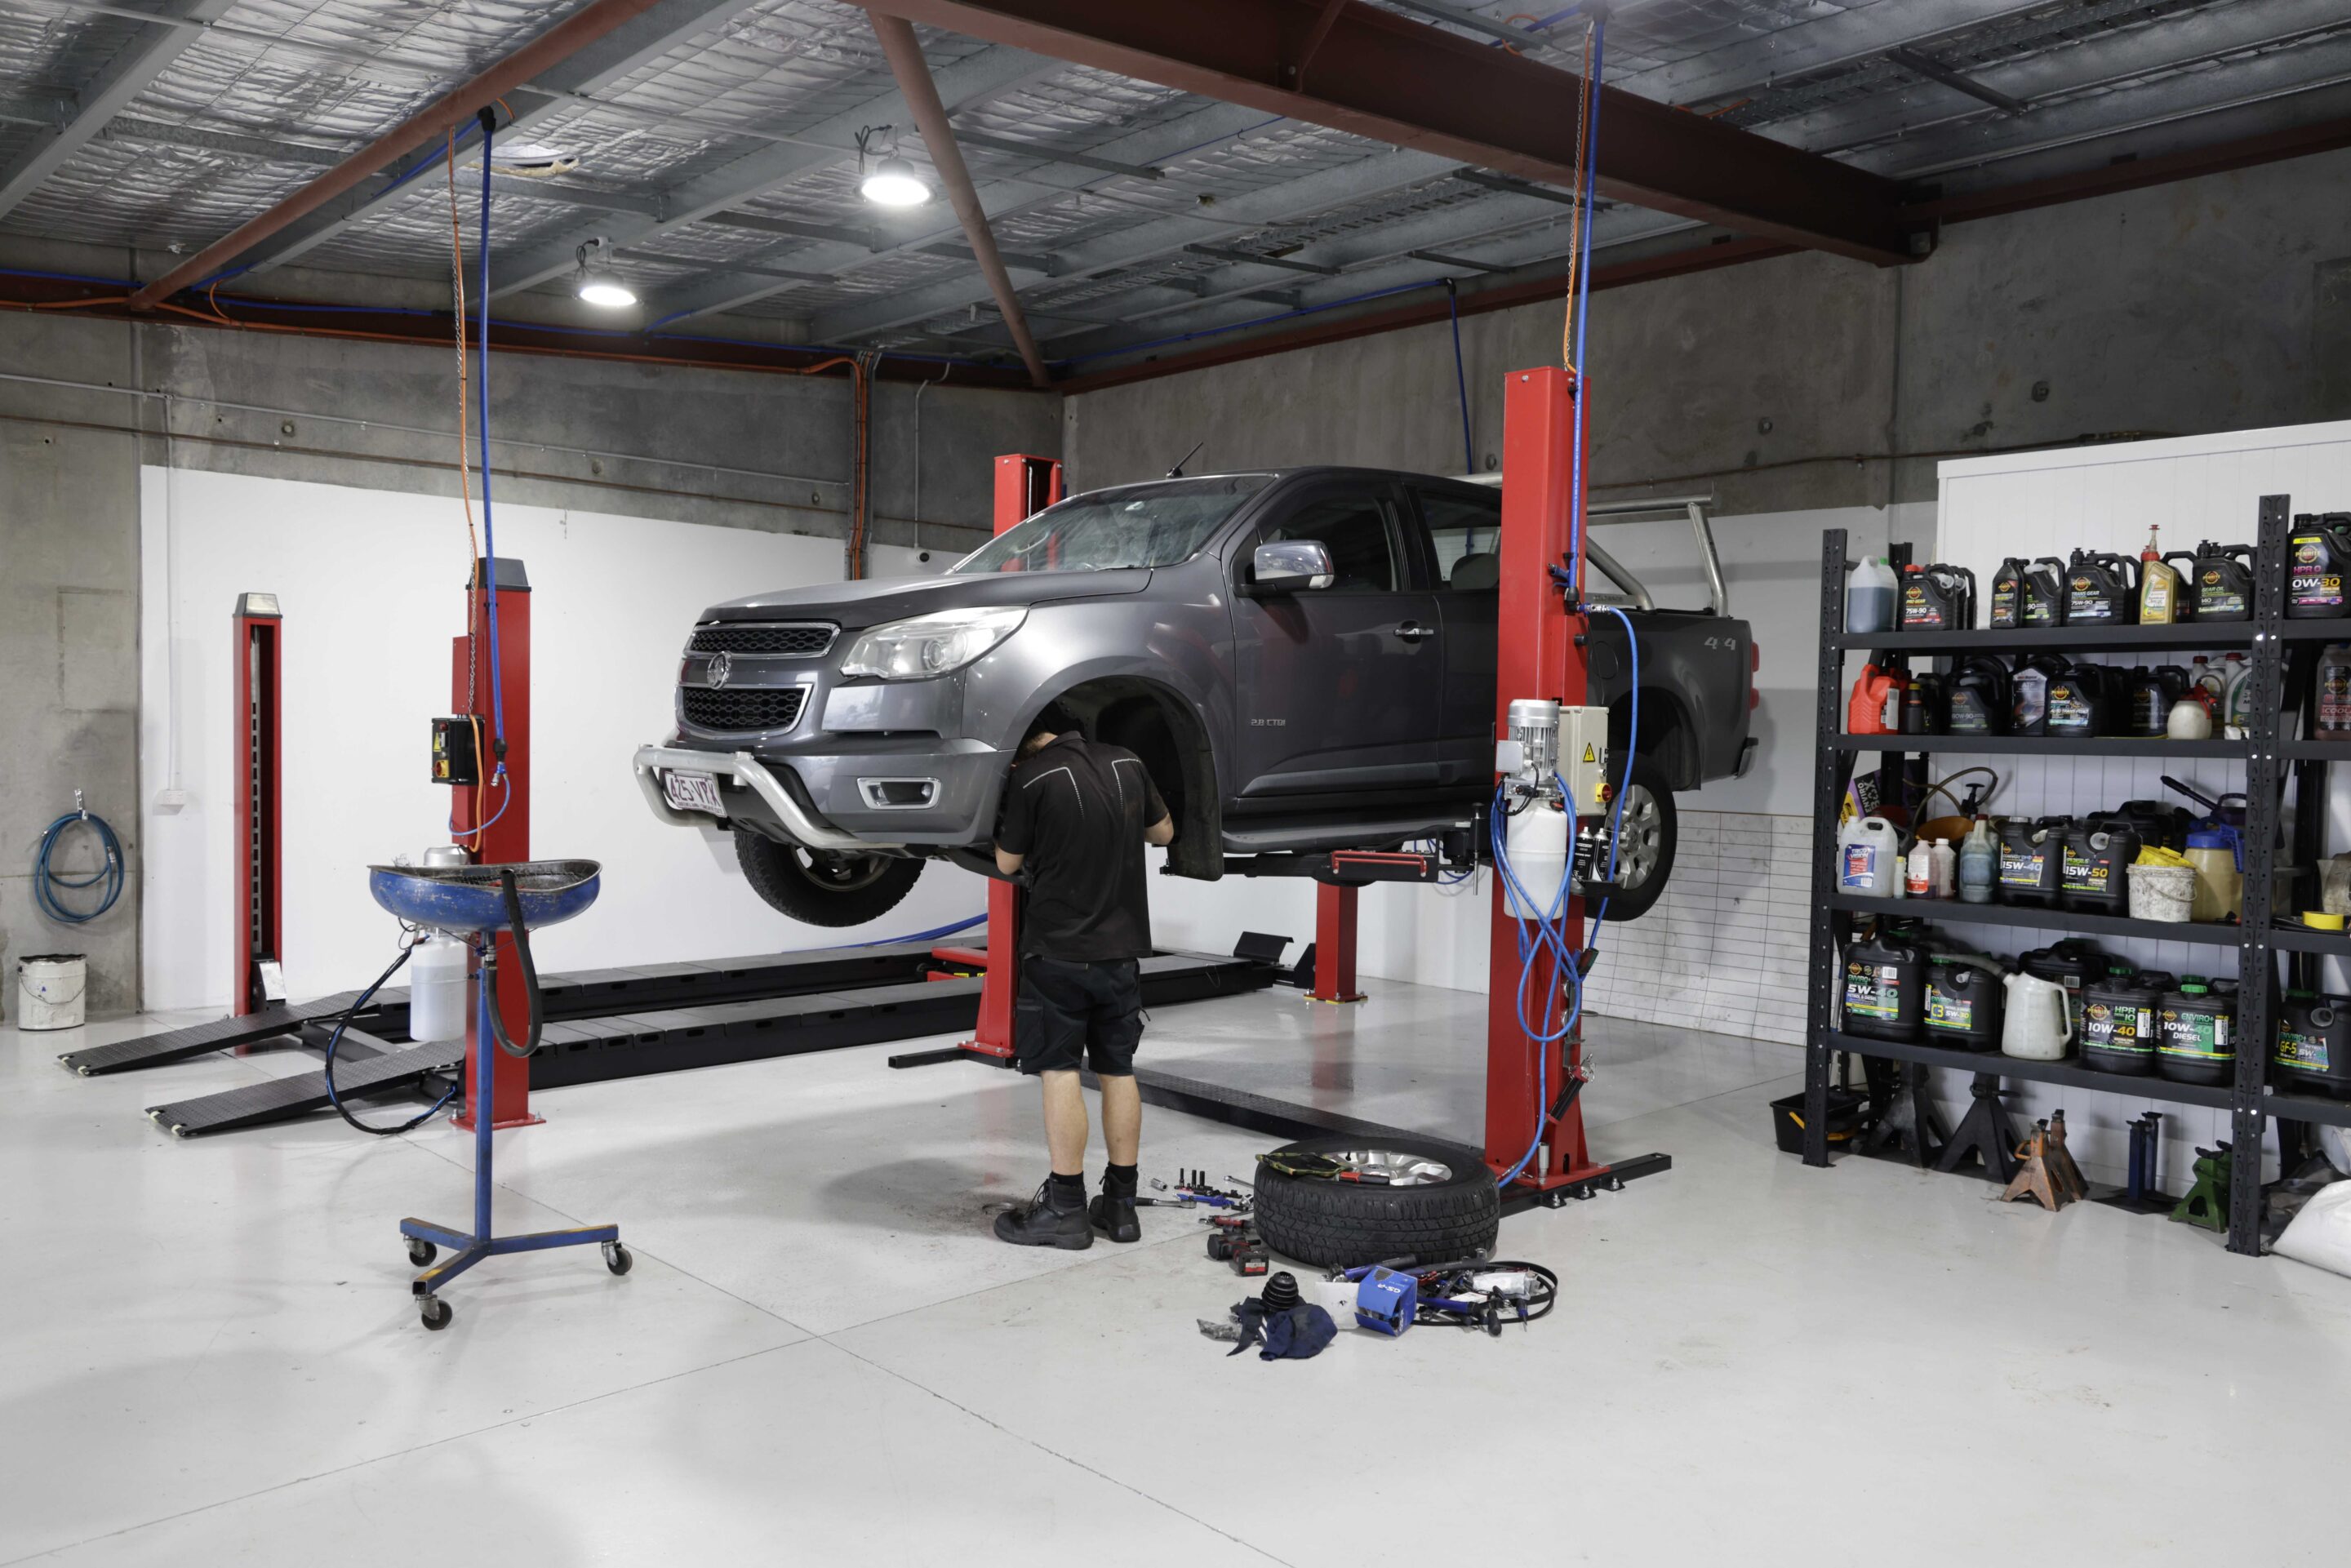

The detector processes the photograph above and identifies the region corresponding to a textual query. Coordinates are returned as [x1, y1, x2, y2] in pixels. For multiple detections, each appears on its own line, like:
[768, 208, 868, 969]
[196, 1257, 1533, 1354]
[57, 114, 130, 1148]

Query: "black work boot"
[994, 1178, 1093, 1250]
[1090, 1171, 1140, 1243]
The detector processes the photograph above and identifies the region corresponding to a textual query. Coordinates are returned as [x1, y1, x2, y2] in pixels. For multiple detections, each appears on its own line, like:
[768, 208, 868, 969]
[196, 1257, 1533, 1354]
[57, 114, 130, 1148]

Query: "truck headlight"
[839, 606, 1026, 680]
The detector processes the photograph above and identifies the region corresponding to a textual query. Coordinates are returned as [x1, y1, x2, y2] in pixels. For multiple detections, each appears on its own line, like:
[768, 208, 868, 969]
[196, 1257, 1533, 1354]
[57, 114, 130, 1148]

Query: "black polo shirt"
[994, 734, 1169, 962]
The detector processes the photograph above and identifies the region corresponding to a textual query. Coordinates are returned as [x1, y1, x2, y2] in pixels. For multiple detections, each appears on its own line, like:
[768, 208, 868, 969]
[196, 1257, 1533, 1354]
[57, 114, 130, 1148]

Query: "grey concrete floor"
[3, 981, 2348, 1565]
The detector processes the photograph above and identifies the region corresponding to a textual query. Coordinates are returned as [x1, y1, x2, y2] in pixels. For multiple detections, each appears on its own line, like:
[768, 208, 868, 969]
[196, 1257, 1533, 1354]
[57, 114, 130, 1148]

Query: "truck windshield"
[951, 475, 1273, 575]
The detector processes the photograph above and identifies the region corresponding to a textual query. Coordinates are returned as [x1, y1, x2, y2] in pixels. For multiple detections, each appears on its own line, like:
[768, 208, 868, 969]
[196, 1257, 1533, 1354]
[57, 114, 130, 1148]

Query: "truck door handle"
[1392, 622, 1434, 642]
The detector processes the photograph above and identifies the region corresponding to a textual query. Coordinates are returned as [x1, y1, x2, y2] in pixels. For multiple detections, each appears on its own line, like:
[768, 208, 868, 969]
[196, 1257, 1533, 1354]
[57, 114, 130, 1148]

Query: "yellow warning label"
[1582, 744, 1596, 764]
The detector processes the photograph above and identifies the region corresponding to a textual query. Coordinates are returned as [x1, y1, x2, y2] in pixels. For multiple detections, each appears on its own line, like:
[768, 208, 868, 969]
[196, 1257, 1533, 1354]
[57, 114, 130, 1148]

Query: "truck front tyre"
[735, 830, 924, 927]
[1589, 755, 1676, 922]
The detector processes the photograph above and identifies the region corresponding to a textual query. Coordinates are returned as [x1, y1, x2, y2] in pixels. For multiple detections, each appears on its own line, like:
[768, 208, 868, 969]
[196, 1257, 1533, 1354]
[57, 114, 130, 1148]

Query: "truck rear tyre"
[736, 831, 923, 927]
[1589, 754, 1676, 922]
[1252, 1135, 1500, 1270]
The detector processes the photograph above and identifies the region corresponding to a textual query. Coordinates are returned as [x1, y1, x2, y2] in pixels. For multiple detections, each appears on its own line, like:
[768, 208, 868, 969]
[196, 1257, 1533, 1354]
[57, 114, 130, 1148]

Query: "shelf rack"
[1802, 499, 2351, 1255]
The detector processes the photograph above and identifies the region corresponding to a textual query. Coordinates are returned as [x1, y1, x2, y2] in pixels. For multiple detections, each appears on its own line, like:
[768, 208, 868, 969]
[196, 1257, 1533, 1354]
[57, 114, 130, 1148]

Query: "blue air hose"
[474, 112, 509, 771]
[34, 808, 124, 923]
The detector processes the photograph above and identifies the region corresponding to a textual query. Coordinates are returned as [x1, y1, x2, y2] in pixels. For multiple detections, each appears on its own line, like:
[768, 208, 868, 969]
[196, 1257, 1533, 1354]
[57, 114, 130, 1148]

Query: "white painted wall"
[137, 467, 980, 1013]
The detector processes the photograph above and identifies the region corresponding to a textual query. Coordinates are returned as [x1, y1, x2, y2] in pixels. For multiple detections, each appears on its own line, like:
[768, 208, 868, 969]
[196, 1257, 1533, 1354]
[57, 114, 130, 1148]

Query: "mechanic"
[989, 704, 1176, 1250]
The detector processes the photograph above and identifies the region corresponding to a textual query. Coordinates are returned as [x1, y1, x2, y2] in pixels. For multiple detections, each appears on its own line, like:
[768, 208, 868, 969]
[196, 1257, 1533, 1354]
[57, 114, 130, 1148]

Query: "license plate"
[663, 769, 727, 817]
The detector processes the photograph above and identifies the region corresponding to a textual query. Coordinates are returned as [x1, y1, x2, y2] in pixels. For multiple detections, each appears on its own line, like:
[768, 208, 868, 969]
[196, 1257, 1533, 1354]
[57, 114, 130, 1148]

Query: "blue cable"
[851, 911, 988, 948]
[33, 809, 123, 923]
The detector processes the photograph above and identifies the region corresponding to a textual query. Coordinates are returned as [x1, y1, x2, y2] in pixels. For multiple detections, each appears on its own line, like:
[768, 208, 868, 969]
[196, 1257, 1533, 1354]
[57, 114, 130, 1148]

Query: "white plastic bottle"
[1846, 557, 1897, 634]
[1931, 838, 1957, 899]
[2220, 651, 2251, 737]
[1838, 816, 1902, 897]
[1904, 839, 1935, 899]
[407, 934, 469, 1043]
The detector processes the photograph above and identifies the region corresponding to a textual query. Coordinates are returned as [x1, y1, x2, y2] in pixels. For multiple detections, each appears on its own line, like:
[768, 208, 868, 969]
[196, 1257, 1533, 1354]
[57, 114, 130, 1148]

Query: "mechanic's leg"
[1042, 1068, 1090, 1175]
[1100, 1073, 1141, 1166]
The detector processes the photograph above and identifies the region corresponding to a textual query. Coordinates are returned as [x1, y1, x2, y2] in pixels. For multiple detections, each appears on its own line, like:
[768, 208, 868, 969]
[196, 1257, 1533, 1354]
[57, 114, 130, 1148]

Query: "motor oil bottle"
[1948, 655, 2011, 734]
[1900, 672, 1949, 735]
[2287, 513, 2351, 619]
[1998, 816, 2069, 907]
[2122, 667, 2181, 736]
[1901, 563, 1976, 631]
[2139, 523, 2184, 624]
[2011, 655, 2064, 736]
[2189, 541, 2255, 622]
[2021, 556, 2068, 628]
[2022, 938, 2107, 1033]
[2060, 817, 2142, 914]
[1842, 933, 1924, 1042]
[2066, 549, 2140, 624]
[2107, 798, 2189, 851]
[1990, 558, 2027, 629]
[2158, 978, 2237, 1086]
[1923, 958, 2003, 1051]
[1958, 818, 1998, 904]
[2083, 966, 2171, 1077]
[2275, 993, 2351, 1099]
[2045, 661, 2114, 739]
[2315, 644, 2351, 737]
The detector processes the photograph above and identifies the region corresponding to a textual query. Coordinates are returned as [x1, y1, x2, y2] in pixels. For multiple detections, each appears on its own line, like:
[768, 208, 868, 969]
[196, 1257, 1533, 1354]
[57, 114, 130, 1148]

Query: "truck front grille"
[688, 623, 836, 656]
[682, 686, 808, 732]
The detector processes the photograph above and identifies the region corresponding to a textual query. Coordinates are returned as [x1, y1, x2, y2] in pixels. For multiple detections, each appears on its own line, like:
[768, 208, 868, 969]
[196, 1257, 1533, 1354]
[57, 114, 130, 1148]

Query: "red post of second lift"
[452, 557, 537, 1129]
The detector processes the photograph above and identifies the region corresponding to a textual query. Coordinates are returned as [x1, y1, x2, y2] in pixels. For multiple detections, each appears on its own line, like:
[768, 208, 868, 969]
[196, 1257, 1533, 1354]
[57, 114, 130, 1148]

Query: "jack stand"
[2171, 1142, 2233, 1232]
[2097, 1112, 2169, 1215]
[1306, 883, 1365, 1003]
[400, 972, 627, 1330]
[1935, 1073, 2022, 1184]
[1860, 1059, 1945, 1166]
[2001, 1112, 2087, 1210]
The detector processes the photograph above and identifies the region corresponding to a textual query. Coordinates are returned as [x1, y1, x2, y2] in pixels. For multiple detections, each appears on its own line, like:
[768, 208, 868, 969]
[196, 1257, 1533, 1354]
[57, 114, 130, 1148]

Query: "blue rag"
[1228, 1299, 1338, 1360]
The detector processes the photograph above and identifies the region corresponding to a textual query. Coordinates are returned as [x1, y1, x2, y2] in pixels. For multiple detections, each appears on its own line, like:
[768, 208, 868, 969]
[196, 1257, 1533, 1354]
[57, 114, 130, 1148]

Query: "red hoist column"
[1486, 366, 1598, 1189]
[451, 557, 537, 1129]
[230, 593, 283, 1017]
[936, 455, 1064, 1062]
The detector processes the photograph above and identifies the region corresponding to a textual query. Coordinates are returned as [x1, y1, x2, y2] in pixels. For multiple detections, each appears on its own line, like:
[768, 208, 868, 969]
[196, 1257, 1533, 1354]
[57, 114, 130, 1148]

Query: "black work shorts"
[1015, 954, 1144, 1077]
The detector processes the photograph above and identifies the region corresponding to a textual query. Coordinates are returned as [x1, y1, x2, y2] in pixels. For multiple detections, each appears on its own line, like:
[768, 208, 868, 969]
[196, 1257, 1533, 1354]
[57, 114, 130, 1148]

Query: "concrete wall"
[0, 308, 1056, 1014]
[1066, 146, 2351, 517]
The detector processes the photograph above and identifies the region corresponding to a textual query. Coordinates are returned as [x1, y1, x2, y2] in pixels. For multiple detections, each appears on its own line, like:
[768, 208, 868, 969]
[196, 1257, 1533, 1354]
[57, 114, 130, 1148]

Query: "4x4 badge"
[708, 651, 732, 688]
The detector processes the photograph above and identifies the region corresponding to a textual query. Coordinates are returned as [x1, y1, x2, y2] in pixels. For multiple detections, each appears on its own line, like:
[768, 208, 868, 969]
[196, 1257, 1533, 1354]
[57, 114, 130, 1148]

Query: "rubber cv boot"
[994, 1179, 1094, 1250]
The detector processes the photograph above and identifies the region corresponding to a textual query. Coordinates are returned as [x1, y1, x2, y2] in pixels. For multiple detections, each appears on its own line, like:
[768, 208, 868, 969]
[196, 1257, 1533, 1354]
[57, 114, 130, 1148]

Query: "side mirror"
[1249, 540, 1335, 594]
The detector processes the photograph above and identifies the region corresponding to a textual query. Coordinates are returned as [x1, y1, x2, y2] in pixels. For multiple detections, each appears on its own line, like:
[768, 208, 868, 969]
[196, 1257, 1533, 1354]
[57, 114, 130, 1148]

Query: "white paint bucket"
[16, 953, 88, 1031]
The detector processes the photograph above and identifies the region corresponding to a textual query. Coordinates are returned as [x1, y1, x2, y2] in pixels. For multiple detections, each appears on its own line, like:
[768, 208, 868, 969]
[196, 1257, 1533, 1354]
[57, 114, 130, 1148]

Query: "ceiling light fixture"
[573, 238, 636, 309]
[856, 125, 930, 207]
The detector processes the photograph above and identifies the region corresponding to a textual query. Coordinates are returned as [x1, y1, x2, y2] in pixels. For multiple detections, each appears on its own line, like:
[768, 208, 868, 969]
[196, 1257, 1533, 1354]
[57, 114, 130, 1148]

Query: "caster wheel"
[407, 1238, 438, 1267]
[419, 1295, 453, 1331]
[603, 1242, 633, 1277]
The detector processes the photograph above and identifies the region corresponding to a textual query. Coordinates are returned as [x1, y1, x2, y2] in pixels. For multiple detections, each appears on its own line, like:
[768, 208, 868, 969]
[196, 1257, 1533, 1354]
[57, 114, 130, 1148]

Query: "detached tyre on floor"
[1252, 1135, 1500, 1270]
[735, 829, 924, 927]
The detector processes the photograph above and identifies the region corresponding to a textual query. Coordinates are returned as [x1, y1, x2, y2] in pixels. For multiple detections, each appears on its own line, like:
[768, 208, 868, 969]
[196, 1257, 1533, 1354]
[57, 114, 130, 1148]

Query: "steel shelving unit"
[1802, 498, 2351, 1257]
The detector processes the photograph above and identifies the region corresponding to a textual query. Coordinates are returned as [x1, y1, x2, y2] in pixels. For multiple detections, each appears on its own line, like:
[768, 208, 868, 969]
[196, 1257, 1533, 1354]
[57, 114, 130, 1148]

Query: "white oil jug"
[2002, 970, 2073, 1060]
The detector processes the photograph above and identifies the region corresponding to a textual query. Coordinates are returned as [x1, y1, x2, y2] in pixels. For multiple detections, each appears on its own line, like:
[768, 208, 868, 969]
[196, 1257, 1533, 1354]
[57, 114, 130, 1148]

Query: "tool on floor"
[1935, 1073, 2023, 1184]
[2125, 1113, 2164, 1202]
[368, 860, 629, 1330]
[2172, 1143, 2234, 1231]
[1204, 1212, 1269, 1275]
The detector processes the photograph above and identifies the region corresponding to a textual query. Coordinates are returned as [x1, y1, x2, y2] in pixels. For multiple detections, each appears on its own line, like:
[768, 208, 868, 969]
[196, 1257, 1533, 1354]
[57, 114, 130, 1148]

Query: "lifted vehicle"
[633, 469, 1755, 926]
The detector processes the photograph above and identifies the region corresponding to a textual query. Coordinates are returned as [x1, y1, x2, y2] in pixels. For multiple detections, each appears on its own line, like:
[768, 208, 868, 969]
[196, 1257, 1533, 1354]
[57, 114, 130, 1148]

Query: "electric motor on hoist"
[1497, 697, 1611, 917]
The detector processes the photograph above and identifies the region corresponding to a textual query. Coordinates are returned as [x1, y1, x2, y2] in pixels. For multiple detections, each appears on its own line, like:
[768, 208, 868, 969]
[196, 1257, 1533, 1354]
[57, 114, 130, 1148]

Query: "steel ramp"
[56, 989, 397, 1076]
[146, 1030, 463, 1138]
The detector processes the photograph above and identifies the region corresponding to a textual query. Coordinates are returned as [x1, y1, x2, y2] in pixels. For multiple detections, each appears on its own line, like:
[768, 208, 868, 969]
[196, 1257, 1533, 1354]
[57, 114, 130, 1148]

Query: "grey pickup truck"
[633, 467, 1756, 926]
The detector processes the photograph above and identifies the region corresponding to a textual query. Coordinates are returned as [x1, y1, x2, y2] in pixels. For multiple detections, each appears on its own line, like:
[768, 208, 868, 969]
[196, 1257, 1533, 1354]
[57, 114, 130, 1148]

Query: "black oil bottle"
[2158, 978, 2238, 1085]
[1990, 558, 2027, 629]
[1901, 564, 1976, 631]
[2287, 513, 2351, 619]
[2045, 662, 2116, 739]
[2065, 549, 2140, 624]
[1842, 933, 1924, 1042]
[2083, 967, 2171, 1077]
[2188, 542, 2255, 622]
[1998, 817, 2069, 908]
[2275, 993, 2351, 1099]
[2021, 556, 2068, 628]
[1948, 656, 2011, 734]
[1923, 958, 2003, 1051]
[2061, 817, 2142, 914]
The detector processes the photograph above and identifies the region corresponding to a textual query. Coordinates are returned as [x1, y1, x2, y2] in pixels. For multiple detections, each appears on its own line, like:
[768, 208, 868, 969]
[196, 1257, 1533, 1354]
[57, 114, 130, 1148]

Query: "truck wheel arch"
[1042, 677, 1223, 881]
[1609, 690, 1700, 793]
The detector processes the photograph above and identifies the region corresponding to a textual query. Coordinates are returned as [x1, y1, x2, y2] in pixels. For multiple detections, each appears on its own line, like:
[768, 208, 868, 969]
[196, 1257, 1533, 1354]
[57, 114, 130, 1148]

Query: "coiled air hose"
[34, 806, 124, 923]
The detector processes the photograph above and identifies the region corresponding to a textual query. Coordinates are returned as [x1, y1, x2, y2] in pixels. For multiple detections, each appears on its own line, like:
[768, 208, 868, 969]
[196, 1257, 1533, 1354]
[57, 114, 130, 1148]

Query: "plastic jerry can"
[1846, 556, 1897, 633]
[1997, 817, 2069, 907]
[2158, 979, 2237, 1085]
[1847, 663, 1904, 735]
[2021, 557, 2068, 627]
[1923, 960, 2002, 1051]
[1842, 934, 1924, 1042]
[2183, 828, 2243, 922]
[2061, 819, 2142, 915]
[1838, 816, 1902, 897]
[2082, 968, 2171, 1076]
[2275, 993, 2351, 1099]
[1900, 564, 1975, 631]
[2287, 513, 2351, 619]
[2065, 549, 2139, 624]
[1948, 656, 2011, 734]
[2189, 542, 2255, 622]
[2316, 644, 2351, 737]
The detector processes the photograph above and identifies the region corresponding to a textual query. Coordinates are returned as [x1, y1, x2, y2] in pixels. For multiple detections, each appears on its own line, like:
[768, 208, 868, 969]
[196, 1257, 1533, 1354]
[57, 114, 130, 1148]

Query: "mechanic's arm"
[1144, 815, 1175, 847]
[1142, 772, 1175, 847]
[996, 846, 1025, 875]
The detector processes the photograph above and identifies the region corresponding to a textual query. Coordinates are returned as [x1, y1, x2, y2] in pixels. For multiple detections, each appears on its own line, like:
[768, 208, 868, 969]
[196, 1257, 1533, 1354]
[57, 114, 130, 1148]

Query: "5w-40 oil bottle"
[1842, 933, 1923, 1042]
[2066, 549, 2139, 624]
[1900, 563, 1976, 631]
[1923, 958, 2002, 1051]
[2188, 541, 2255, 622]
[2275, 993, 2351, 1099]
[1998, 817, 2069, 907]
[2083, 967, 2172, 1076]
[2287, 513, 2351, 619]
[2158, 978, 2237, 1086]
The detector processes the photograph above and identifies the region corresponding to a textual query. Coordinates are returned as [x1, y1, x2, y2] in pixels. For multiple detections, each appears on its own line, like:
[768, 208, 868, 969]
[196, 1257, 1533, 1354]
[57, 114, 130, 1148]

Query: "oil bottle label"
[1842, 963, 1900, 1019]
[1839, 845, 1882, 888]
[2275, 1029, 2332, 1072]
[2159, 1009, 2231, 1059]
[2142, 575, 2175, 621]
[2085, 1003, 2153, 1052]
[1925, 993, 1975, 1032]
[1990, 581, 2018, 626]
[2320, 665, 2351, 732]
[2291, 535, 2344, 609]
[1901, 585, 1942, 629]
[2047, 684, 2091, 731]
[2061, 843, 2113, 894]
[2023, 594, 2056, 626]
[1999, 847, 2049, 887]
[2068, 576, 2118, 620]
[2198, 572, 2246, 618]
